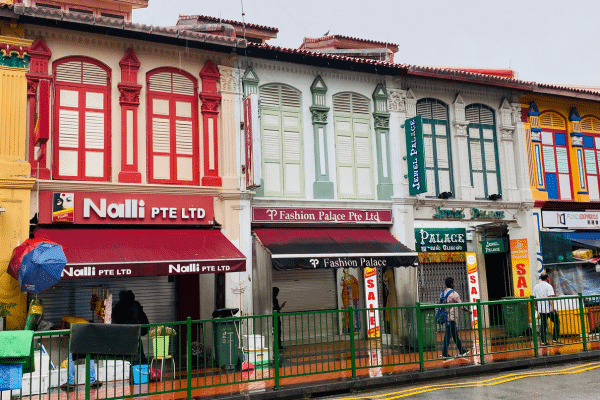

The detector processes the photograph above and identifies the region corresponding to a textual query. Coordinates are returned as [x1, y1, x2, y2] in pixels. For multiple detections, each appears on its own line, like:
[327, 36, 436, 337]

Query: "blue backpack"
[435, 289, 454, 324]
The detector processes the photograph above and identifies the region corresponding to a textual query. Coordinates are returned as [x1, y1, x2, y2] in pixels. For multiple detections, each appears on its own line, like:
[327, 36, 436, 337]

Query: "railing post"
[415, 303, 424, 372]
[186, 317, 192, 400]
[530, 295, 538, 357]
[273, 310, 281, 390]
[349, 306, 356, 379]
[578, 293, 588, 351]
[476, 300, 485, 364]
[85, 353, 91, 400]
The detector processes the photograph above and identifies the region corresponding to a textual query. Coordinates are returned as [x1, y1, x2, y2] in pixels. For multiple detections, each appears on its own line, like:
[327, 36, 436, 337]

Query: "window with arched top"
[146, 68, 199, 185]
[332, 92, 374, 199]
[259, 83, 303, 197]
[539, 111, 571, 200]
[53, 57, 111, 180]
[581, 116, 600, 201]
[416, 98, 453, 197]
[465, 104, 501, 199]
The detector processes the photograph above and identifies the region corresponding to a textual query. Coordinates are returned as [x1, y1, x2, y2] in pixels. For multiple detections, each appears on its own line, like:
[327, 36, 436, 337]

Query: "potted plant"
[149, 326, 176, 358]
[0, 302, 16, 331]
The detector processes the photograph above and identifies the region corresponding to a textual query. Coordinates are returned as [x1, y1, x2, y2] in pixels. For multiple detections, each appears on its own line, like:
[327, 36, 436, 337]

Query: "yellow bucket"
[152, 336, 170, 358]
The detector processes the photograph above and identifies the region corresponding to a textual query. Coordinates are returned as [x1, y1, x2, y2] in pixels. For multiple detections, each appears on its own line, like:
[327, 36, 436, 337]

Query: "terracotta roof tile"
[301, 34, 399, 51]
[177, 14, 278, 32]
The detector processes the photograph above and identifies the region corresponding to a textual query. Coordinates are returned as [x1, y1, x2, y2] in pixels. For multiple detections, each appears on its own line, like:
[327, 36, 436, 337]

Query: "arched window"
[146, 68, 199, 185]
[581, 116, 600, 201]
[53, 57, 111, 180]
[259, 83, 303, 197]
[416, 98, 453, 197]
[539, 111, 570, 200]
[465, 104, 501, 199]
[332, 92, 374, 199]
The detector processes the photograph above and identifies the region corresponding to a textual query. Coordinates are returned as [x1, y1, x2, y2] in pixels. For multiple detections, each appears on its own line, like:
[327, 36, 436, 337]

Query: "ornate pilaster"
[499, 99, 516, 141]
[117, 48, 142, 183]
[26, 37, 51, 179]
[218, 65, 237, 189]
[453, 93, 471, 200]
[373, 84, 393, 200]
[200, 60, 222, 187]
[310, 75, 333, 199]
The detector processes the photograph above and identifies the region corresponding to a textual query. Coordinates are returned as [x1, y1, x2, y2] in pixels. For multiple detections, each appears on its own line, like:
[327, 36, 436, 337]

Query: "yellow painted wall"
[520, 94, 600, 203]
[0, 31, 34, 330]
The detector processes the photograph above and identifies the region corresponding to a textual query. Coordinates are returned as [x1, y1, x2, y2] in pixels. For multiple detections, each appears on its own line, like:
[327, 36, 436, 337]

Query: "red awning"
[254, 228, 418, 270]
[34, 227, 245, 279]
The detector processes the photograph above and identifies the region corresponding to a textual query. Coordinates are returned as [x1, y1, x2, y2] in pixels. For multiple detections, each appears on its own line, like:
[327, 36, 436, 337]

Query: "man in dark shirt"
[273, 287, 286, 349]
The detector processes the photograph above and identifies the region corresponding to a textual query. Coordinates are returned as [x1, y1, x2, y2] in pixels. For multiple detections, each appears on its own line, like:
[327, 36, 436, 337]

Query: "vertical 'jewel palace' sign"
[405, 116, 426, 195]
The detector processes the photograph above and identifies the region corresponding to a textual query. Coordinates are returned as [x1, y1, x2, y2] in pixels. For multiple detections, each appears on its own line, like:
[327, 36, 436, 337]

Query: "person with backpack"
[440, 277, 470, 358]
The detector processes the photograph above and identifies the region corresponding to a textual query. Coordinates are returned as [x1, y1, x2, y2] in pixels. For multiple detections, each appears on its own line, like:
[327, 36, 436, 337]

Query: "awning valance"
[34, 227, 245, 279]
[254, 228, 418, 270]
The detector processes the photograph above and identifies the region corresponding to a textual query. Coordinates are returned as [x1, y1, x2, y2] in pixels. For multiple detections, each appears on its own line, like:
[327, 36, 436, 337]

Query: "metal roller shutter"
[272, 269, 337, 312]
[418, 262, 468, 305]
[35, 276, 178, 328]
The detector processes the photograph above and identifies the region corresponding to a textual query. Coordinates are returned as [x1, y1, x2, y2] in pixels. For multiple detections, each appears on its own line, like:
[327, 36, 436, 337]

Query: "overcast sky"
[134, 0, 600, 86]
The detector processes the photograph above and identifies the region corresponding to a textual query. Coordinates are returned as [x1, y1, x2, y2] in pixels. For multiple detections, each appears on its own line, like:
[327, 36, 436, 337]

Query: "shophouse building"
[0, 0, 249, 329]
[216, 27, 544, 340]
[521, 89, 600, 333]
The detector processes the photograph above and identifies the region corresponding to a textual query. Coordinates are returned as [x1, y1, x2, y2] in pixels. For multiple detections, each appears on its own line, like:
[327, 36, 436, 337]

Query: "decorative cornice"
[117, 82, 142, 106]
[0, 177, 36, 190]
[310, 106, 329, 124]
[453, 120, 469, 137]
[35, 180, 229, 196]
[218, 65, 234, 93]
[387, 89, 406, 112]
[200, 92, 221, 113]
[373, 113, 390, 129]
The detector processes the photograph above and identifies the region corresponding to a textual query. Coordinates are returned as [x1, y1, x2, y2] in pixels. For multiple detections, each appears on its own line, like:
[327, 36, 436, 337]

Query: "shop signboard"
[481, 239, 506, 254]
[510, 239, 532, 297]
[466, 253, 480, 329]
[60, 260, 245, 280]
[542, 210, 600, 229]
[253, 207, 392, 224]
[39, 191, 214, 225]
[244, 94, 261, 189]
[363, 267, 380, 338]
[414, 228, 467, 252]
[404, 115, 427, 195]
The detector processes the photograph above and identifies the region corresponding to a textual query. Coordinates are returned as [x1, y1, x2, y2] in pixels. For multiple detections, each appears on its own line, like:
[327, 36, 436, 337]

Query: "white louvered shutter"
[55, 60, 108, 179]
[333, 93, 373, 199]
[148, 71, 197, 184]
[259, 84, 303, 197]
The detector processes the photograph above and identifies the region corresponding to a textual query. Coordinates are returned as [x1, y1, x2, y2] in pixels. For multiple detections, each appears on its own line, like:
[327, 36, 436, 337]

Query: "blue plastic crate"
[0, 364, 23, 390]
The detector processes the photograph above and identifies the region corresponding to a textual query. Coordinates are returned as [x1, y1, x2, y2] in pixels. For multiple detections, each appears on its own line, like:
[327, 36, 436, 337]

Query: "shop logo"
[83, 198, 145, 219]
[62, 266, 96, 278]
[309, 259, 319, 268]
[266, 209, 278, 220]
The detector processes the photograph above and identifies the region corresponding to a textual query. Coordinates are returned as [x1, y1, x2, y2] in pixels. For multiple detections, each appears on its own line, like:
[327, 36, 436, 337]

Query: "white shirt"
[533, 280, 555, 313]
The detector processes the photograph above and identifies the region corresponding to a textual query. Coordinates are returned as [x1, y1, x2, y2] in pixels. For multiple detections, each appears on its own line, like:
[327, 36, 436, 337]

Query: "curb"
[210, 350, 600, 400]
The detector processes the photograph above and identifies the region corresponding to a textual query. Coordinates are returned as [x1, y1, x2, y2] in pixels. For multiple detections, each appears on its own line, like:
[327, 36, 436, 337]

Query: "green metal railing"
[6, 294, 599, 400]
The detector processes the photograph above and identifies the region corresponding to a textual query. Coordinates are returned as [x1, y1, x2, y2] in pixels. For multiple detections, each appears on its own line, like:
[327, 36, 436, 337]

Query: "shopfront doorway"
[484, 244, 512, 326]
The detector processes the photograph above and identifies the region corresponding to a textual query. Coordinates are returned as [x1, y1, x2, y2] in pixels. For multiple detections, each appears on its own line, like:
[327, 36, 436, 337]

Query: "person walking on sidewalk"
[441, 277, 470, 358]
[533, 272, 561, 345]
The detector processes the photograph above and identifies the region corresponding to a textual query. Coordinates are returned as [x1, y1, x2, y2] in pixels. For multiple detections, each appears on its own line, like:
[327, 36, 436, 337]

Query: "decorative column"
[26, 37, 51, 179]
[387, 88, 406, 197]
[452, 93, 471, 200]
[569, 107, 587, 198]
[310, 75, 334, 199]
[200, 60, 222, 186]
[498, 99, 518, 201]
[218, 65, 238, 189]
[372, 84, 393, 200]
[117, 49, 142, 183]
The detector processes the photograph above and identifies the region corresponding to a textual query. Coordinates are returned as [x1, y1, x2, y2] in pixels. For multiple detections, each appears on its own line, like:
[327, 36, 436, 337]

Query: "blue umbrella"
[16, 242, 67, 293]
